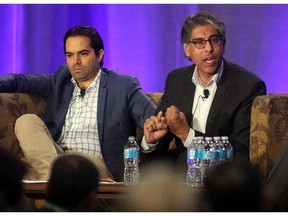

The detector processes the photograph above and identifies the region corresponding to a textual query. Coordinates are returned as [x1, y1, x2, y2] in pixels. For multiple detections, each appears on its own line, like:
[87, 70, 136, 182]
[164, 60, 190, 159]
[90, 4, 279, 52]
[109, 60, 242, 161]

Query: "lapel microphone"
[193, 89, 210, 115]
[80, 89, 85, 97]
[203, 89, 210, 99]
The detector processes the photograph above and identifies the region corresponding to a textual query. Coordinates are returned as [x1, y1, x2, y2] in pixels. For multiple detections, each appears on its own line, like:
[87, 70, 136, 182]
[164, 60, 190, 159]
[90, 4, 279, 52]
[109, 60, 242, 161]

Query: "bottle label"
[218, 150, 224, 160]
[227, 149, 233, 160]
[124, 149, 139, 159]
[199, 150, 217, 160]
[187, 148, 198, 160]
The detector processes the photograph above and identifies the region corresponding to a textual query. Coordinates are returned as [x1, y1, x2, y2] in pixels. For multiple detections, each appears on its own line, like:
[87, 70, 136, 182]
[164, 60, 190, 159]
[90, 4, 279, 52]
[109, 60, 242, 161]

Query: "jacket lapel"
[206, 61, 232, 132]
[182, 66, 196, 125]
[97, 69, 108, 147]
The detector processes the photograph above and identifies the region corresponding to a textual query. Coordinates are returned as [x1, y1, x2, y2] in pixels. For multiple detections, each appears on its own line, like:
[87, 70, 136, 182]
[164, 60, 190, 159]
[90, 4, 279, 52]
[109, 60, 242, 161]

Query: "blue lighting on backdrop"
[0, 4, 287, 93]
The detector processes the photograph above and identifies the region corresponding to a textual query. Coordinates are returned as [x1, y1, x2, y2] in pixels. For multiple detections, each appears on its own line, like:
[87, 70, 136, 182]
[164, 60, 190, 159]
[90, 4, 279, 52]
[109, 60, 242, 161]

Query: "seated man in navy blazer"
[0, 25, 156, 182]
[143, 12, 266, 176]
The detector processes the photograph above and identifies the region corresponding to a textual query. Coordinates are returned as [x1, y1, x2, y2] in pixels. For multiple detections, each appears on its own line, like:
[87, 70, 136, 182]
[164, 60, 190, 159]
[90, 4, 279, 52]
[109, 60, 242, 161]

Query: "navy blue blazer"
[152, 59, 266, 165]
[0, 65, 157, 180]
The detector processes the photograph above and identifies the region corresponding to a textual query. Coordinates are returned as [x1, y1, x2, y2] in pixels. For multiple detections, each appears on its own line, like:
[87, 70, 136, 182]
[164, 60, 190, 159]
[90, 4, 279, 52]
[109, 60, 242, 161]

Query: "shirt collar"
[71, 69, 102, 96]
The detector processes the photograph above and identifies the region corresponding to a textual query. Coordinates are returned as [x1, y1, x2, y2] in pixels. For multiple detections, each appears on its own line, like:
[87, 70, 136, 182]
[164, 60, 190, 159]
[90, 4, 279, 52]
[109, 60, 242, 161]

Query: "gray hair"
[181, 11, 226, 46]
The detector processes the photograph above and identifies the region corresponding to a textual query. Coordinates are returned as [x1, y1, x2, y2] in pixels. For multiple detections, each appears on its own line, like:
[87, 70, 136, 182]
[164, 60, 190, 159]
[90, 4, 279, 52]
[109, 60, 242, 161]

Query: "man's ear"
[183, 43, 190, 57]
[97, 49, 104, 62]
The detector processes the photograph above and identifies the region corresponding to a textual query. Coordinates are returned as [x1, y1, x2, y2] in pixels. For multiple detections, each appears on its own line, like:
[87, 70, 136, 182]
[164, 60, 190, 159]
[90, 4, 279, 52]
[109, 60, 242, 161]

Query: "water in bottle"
[213, 136, 225, 164]
[221, 136, 233, 160]
[186, 137, 201, 187]
[199, 137, 210, 183]
[206, 137, 218, 168]
[123, 136, 140, 184]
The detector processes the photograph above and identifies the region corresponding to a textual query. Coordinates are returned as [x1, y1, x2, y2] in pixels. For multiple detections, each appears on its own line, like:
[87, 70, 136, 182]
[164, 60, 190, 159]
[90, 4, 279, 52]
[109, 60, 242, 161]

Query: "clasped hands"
[144, 105, 190, 144]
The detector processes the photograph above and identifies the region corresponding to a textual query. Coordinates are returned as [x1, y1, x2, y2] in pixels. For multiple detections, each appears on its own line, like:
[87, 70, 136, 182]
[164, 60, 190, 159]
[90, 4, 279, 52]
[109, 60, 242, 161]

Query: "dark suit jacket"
[149, 59, 266, 170]
[0, 65, 157, 181]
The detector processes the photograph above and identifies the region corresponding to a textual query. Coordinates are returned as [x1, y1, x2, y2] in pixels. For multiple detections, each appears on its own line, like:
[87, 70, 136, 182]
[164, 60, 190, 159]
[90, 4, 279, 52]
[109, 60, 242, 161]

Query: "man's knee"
[16, 114, 38, 127]
[15, 114, 42, 138]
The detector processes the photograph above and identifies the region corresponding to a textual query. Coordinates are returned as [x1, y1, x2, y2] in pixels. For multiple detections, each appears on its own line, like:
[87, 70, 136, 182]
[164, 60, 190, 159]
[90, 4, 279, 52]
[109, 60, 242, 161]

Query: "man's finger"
[157, 111, 163, 118]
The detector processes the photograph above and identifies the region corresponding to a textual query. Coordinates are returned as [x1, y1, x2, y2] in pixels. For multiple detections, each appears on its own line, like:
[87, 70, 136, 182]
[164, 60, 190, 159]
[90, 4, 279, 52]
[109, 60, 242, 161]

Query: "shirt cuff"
[183, 128, 195, 148]
[141, 137, 158, 152]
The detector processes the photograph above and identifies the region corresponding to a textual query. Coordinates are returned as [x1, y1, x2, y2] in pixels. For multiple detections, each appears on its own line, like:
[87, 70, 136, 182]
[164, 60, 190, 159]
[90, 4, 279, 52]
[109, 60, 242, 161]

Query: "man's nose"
[205, 40, 214, 52]
[73, 56, 80, 64]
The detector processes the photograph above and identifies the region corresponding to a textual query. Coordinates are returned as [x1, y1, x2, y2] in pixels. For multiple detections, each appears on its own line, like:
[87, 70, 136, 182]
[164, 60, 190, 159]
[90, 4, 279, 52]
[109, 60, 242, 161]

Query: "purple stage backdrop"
[1, 4, 287, 93]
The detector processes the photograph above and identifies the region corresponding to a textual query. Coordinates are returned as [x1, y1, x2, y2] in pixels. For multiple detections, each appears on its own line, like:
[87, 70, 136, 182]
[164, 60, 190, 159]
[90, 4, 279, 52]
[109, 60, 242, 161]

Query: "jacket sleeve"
[126, 76, 157, 129]
[228, 78, 266, 159]
[0, 65, 68, 97]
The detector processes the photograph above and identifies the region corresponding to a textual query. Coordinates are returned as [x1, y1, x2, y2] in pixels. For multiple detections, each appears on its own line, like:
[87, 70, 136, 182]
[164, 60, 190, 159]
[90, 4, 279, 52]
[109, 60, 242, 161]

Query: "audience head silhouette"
[203, 160, 266, 211]
[120, 162, 199, 212]
[0, 149, 27, 211]
[44, 154, 100, 211]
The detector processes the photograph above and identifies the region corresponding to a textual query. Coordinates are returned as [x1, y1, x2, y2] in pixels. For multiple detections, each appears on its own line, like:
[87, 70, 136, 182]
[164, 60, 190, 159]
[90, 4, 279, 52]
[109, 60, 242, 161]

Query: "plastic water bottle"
[205, 137, 218, 169]
[221, 136, 233, 160]
[199, 137, 210, 183]
[123, 136, 140, 184]
[187, 137, 201, 187]
[213, 136, 225, 164]
[196, 136, 205, 186]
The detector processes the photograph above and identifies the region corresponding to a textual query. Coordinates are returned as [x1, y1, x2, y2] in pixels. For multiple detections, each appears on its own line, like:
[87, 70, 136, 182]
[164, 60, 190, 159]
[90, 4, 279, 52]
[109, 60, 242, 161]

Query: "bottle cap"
[205, 137, 212, 141]
[128, 136, 135, 141]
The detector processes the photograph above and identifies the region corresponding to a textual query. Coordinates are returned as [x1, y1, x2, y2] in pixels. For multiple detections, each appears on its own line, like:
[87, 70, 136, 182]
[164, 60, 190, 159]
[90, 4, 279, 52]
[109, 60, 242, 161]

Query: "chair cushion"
[0, 93, 47, 158]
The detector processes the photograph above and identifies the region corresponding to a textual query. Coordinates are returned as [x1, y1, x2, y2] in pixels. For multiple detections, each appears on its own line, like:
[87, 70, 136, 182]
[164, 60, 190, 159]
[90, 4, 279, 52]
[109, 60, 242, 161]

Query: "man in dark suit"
[143, 12, 266, 175]
[0, 26, 156, 181]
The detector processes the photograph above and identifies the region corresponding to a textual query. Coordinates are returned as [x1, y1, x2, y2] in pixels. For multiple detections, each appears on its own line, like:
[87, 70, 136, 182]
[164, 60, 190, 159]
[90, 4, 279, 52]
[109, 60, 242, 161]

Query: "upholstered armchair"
[1, 92, 287, 180]
[250, 94, 288, 179]
[0, 92, 163, 160]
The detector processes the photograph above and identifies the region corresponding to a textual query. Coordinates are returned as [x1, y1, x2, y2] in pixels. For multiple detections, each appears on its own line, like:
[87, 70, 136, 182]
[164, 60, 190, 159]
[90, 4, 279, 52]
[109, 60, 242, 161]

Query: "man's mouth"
[73, 67, 83, 72]
[204, 57, 215, 65]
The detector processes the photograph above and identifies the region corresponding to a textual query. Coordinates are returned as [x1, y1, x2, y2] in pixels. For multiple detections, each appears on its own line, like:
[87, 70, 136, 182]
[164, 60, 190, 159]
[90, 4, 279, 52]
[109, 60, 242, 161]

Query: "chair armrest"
[250, 94, 288, 179]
